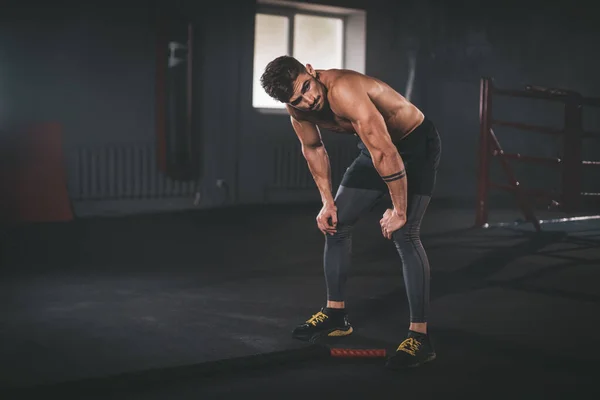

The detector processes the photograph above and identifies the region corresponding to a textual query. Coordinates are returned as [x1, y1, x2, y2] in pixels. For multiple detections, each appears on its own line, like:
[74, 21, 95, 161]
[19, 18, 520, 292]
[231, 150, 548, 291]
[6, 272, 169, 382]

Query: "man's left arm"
[329, 82, 407, 222]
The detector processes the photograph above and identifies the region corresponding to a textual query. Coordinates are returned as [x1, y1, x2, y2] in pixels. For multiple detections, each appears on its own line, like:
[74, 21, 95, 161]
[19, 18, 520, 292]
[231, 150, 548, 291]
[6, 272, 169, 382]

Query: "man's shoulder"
[327, 72, 371, 113]
[329, 71, 367, 96]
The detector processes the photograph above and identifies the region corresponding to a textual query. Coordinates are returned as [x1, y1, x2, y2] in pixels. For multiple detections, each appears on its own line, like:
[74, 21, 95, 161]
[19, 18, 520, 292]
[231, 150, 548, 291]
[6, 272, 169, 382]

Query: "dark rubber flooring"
[1, 203, 599, 399]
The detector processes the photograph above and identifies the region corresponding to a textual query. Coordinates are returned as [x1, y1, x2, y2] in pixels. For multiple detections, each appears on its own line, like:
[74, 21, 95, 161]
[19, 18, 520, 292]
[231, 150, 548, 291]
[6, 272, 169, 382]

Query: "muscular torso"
[289, 69, 424, 142]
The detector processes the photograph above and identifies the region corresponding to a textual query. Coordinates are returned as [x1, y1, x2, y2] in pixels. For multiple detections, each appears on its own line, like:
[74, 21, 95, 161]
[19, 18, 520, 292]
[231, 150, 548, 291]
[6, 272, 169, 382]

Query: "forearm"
[302, 145, 335, 205]
[372, 151, 407, 216]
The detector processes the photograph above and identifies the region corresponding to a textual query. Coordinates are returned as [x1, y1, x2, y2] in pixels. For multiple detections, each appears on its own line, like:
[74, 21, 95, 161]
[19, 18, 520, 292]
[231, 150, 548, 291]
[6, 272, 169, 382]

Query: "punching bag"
[156, 14, 200, 181]
[166, 37, 190, 173]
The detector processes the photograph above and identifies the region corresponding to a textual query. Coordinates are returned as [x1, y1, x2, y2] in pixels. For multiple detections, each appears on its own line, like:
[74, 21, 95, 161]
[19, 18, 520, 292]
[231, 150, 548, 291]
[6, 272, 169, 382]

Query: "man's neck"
[315, 69, 332, 90]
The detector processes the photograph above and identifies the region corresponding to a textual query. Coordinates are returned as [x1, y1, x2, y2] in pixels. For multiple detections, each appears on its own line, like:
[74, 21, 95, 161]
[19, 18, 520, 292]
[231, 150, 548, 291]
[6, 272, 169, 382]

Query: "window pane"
[253, 14, 289, 109]
[293, 14, 343, 70]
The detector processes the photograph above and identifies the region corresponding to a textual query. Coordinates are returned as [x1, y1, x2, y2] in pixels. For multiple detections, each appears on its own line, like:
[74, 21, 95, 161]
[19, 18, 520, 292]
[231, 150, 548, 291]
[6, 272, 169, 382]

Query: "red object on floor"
[330, 348, 387, 358]
[0, 122, 73, 224]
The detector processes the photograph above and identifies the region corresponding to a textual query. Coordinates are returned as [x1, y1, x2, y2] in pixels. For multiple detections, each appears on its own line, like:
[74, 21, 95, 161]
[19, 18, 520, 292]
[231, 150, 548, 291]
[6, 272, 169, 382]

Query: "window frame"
[253, 5, 347, 112]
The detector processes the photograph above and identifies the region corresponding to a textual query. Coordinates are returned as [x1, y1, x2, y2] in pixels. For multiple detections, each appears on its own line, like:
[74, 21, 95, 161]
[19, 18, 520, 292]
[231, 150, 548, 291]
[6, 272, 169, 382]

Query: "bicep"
[330, 86, 395, 155]
[352, 112, 394, 154]
[290, 116, 322, 149]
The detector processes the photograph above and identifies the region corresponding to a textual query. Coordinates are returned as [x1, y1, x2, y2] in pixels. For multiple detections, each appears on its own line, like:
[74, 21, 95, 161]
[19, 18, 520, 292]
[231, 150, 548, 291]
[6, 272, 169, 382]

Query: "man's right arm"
[289, 115, 335, 206]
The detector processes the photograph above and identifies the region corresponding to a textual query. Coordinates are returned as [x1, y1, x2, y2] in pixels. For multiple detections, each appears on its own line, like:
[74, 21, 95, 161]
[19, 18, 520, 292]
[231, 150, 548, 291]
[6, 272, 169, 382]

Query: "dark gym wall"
[0, 2, 161, 219]
[414, 0, 600, 205]
[1, 0, 598, 218]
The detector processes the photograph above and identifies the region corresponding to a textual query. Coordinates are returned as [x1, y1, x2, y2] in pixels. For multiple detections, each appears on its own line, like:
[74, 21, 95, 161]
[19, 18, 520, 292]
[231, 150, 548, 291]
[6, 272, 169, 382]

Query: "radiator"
[70, 143, 197, 201]
[270, 140, 359, 190]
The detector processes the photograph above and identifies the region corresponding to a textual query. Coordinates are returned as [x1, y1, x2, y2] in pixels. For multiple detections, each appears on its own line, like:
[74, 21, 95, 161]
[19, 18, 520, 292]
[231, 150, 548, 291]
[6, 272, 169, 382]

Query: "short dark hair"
[260, 55, 306, 103]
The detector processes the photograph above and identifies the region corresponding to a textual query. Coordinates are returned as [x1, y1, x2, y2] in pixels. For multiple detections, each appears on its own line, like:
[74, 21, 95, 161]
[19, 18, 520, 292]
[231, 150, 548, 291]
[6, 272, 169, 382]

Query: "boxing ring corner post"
[475, 77, 493, 228]
[561, 92, 583, 214]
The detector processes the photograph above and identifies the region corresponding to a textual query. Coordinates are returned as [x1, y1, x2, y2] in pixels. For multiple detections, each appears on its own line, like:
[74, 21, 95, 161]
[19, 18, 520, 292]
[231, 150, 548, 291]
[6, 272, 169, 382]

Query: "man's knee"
[326, 222, 353, 243]
[392, 221, 421, 243]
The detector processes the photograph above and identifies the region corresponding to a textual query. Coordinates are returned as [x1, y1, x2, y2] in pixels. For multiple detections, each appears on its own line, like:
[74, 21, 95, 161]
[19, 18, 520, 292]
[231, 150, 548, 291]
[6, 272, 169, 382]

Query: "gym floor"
[1, 202, 599, 399]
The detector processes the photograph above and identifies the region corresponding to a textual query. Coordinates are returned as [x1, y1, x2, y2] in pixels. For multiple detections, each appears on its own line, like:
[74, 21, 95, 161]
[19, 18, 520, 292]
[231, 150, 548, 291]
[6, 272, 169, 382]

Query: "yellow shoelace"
[306, 312, 328, 326]
[397, 337, 422, 356]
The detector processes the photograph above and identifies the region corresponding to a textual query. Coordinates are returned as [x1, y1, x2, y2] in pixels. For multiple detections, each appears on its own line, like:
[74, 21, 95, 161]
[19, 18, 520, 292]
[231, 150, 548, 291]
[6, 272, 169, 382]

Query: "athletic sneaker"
[292, 307, 353, 342]
[385, 330, 436, 369]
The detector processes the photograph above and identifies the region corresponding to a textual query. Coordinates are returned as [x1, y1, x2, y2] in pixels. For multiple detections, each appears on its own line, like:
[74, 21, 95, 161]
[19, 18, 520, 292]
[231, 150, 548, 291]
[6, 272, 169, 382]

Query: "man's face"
[287, 68, 325, 112]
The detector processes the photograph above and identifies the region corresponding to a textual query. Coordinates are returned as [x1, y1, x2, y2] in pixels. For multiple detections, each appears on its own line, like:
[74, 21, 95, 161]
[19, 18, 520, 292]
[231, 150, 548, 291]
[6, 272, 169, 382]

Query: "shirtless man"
[260, 55, 441, 369]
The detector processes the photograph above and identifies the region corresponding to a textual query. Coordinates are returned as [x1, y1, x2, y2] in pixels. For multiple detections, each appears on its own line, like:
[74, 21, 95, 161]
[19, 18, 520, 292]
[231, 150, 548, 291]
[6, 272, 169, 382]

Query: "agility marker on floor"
[330, 348, 387, 358]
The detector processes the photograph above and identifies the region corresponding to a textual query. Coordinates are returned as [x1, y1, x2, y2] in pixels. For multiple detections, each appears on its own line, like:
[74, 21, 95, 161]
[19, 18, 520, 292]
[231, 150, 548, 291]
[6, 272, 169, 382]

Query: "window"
[252, 14, 292, 109]
[293, 14, 344, 72]
[252, 1, 366, 110]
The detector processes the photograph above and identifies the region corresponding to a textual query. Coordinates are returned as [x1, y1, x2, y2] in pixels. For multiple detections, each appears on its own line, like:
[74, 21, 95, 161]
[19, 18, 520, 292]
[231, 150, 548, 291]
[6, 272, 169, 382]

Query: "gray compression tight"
[324, 185, 431, 323]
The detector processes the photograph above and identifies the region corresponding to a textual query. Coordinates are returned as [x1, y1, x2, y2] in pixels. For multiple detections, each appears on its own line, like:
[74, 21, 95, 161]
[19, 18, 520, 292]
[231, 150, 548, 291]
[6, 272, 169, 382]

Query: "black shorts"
[340, 117, 442, 196]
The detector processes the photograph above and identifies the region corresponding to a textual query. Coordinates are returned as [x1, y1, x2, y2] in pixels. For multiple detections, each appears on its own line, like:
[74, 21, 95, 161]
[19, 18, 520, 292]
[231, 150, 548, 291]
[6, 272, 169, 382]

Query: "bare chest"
[306, 112, 355, 134]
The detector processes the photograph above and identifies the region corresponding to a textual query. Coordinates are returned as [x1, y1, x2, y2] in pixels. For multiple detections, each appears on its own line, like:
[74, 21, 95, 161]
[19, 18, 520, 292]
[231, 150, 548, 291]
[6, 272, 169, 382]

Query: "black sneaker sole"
[292, 326, 354, 342]
[385, 352, 436, 370]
